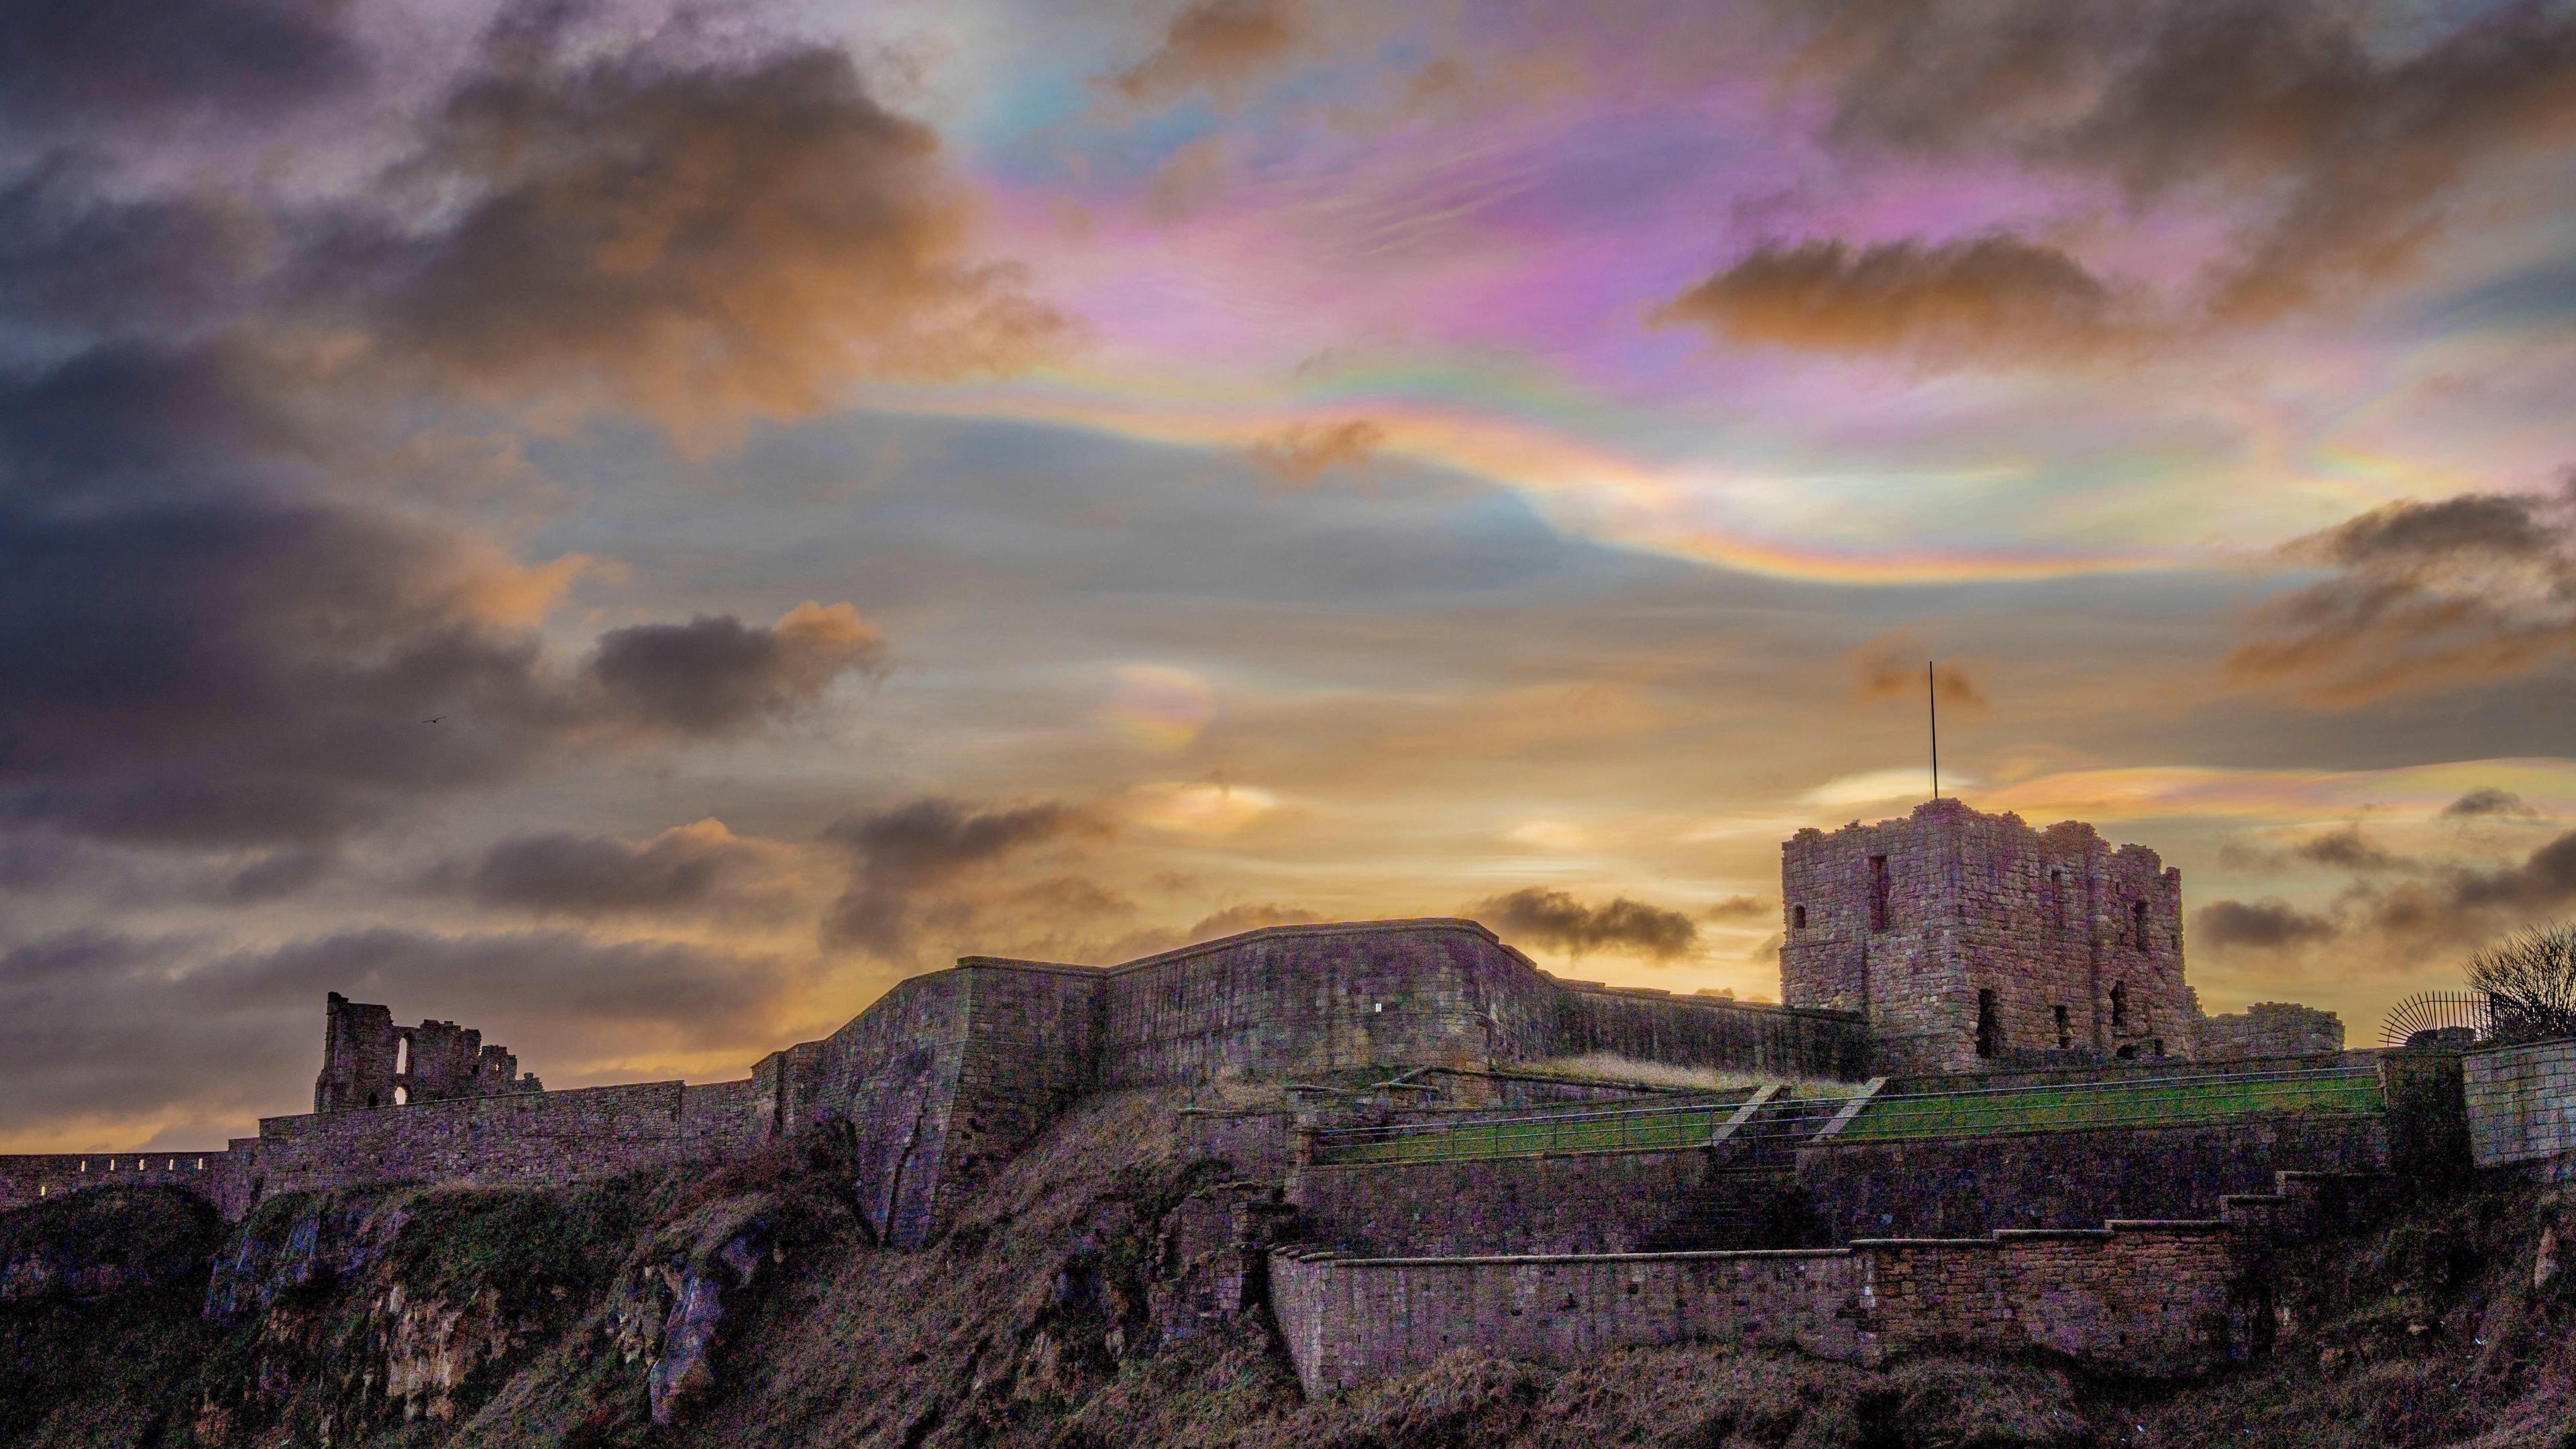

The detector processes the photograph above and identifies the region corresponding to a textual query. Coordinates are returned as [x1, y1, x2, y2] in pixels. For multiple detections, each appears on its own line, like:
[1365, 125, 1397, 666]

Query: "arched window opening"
[393, 1085, 409, 1106]
[1868, 856, 1892, 932]
[366, 1092, 379, 1108]
[394, 1036, 410, 1075]
[1791, 905, 1807, 930]
[1975, 989, 2002, 1059]
[2110, 981, 2129, 1030]
[2133, 901, 2150, 951]
[2053, 1005, 2071, 1050]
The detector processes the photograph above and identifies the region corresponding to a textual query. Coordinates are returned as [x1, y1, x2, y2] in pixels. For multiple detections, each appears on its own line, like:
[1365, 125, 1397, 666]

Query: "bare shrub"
[2466, 922, 2576, 1043]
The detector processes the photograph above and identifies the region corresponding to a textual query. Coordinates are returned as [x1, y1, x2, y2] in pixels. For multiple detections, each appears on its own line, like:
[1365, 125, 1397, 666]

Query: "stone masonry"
[313, 992, 541, 1112]
[1782, 799, 2199, 1074]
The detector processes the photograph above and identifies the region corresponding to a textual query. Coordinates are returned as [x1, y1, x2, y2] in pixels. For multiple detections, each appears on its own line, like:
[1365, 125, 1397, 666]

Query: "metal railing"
[1309, 1091, 1847, 1165]
[1836, 1065, 2381, 1144]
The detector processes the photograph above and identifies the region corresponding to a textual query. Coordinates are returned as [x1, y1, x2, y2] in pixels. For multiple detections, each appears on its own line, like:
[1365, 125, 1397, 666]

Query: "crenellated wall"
[0, 1150, 235, 1214]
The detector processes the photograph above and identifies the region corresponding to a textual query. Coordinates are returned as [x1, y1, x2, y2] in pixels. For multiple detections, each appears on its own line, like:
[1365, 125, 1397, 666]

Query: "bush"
[2466, 922, 2576, 1043]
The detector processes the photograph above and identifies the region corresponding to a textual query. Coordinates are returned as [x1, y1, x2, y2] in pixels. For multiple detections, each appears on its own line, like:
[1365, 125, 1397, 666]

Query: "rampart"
[1289, 1146, 1792, 1258]
[759, 919, 1867, 1245]
[1268, 1219, 2234, 1395]
[2464, 1036, 2576, 1172]
[0, 1150, 235, 1214]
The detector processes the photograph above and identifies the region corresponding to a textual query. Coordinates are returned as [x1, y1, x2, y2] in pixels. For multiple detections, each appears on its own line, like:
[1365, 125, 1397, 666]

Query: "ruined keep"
[312, 992, 542, 1112]
[1782, 798, 2202, 1074]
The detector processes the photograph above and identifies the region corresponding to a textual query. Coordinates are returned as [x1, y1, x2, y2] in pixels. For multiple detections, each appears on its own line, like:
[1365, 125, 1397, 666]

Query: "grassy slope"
[1839, 1074, 2385, 1143]
[3, 1093, 2572, 1448]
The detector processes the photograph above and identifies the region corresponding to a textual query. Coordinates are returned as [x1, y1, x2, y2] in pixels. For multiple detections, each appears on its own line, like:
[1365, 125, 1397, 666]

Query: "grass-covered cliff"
[3, 1090, 2571, 1448]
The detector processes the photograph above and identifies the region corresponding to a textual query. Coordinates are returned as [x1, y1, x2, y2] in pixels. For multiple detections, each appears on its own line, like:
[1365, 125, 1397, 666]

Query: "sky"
[7, 0, 2576, 1151]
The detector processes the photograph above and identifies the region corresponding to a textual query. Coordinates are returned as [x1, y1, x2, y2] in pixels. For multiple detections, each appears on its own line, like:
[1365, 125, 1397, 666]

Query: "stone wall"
[0, 1150, 233, 1213]
[229, 1079, 766, 1209]
[1289, 1147, 1804, 1256]
[1269, 1220, 2235, 1395]
[1781, 801, 2196, 1075]
[313, 992, 537, 1112]
[1794, 1117, 2390, 1239]
[1552, 982, 1870, 1079]
[2464, 1036, 2576, 1171]
[2203, 1004, 2344, 1061]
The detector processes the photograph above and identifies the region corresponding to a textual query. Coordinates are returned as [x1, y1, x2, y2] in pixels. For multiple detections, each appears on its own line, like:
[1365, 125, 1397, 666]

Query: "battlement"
[313, 992, 541, 1112]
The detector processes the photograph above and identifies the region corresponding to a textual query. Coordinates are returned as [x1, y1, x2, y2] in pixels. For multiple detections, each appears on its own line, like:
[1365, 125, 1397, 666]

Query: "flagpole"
[1929, 660, 1939, 801]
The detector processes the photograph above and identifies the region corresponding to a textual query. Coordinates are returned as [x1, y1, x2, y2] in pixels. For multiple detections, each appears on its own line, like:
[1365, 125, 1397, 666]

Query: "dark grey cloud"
[2445, 788, 2538, 820]
[453, 822, 782, 917]
[1705, 895, 1772, 922]
[1850, 633, 1988, 712]
[221, 847, 335, 904]
[1767, 1, 2576, 347]
[2193, 897, 2335, 951]
[1472, 887, 1700, 961]
[2198, 828, 2576, 975]
[583, 606, 881, 737]
[2225, 480, 2576, 702]
[822, 798, 1107, 955]
[0, 0, 361, 140]
[1655, 235, 2122, 362]
[0, 172, 269, 339]
[0, 923, 797, 1138]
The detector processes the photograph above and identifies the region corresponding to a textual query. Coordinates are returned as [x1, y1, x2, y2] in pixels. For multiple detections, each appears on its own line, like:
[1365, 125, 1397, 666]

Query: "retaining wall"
[1269, 1221, 2233, 1395]
[1291, 1147, 1803, 1256]
[2464, 1037, 2576, 1171]
[1794, 1116, 2390, 1239]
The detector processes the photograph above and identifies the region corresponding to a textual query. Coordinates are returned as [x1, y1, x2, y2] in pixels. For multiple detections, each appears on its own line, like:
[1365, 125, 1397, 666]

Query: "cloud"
[2193, 897, 2336, 951]
[1850, 633, 1988, 711]
[1654, 235, 2123, 362]
[2223, 822, 2414, 874]
[2224, 480, 2576, 702]
[0, 0, 361, 142]
[452, 819, 788, 917]
[582, 603, 881, 737]
[1471, 887, 1699, 961]
[0, 172, 270, 340]
[1778, 0, 2576, 331]
[1246, 419, 1386, 484]
[1105, 0, 1310, 108]
[821, 798, 1107, 956]
[2195, 828, 2576, 978]
[1706, 895, 1772, 922]
[376, 32, 1067, 431]
[2445, 788, 2538, 820]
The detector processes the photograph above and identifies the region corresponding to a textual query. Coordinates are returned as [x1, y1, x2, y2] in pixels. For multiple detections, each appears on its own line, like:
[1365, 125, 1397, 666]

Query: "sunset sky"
[7, 0, 2576, 1152]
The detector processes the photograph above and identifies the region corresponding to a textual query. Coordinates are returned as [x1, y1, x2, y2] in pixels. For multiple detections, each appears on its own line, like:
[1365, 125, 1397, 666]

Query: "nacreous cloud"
[1655, 236, 2123, 363]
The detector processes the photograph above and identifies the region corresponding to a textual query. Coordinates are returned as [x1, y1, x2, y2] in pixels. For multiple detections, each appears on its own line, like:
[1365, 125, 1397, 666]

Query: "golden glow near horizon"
[7, 0, 2576, 1151]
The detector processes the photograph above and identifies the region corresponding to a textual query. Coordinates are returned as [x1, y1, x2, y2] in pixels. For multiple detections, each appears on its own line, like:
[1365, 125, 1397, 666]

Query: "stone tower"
[1778, 799, 2199, 1075]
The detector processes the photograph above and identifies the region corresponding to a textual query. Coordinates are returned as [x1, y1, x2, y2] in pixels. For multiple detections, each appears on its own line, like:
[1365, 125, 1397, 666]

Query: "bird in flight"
[423, 716, 443, 724]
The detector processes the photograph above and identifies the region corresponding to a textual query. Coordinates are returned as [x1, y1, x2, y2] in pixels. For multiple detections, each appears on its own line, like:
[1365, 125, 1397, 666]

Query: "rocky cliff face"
[1, 1091, 2570, 1449]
